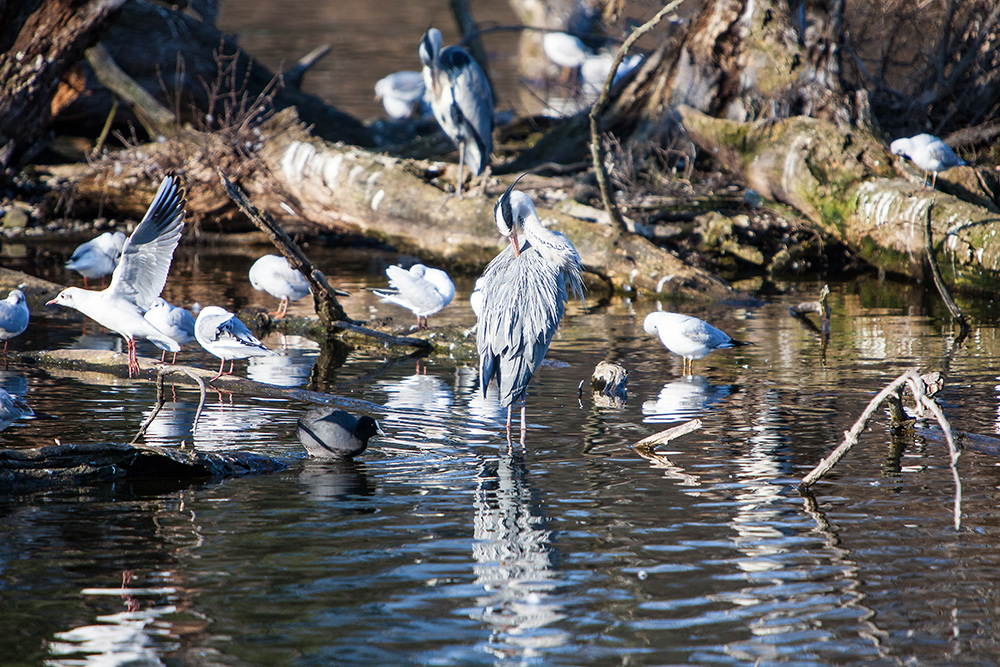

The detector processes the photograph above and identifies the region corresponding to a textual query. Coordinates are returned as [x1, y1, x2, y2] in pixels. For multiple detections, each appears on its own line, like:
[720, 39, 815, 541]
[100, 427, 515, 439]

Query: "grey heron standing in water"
[476, 176, 584, 445]
[419, 27, 494, 198]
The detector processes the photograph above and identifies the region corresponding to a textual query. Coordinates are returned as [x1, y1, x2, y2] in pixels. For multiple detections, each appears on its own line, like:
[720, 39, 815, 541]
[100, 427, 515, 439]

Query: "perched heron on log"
[418, 27, 494, 198]
[476, 176, 584, 445]
[890, 133, 965, 189]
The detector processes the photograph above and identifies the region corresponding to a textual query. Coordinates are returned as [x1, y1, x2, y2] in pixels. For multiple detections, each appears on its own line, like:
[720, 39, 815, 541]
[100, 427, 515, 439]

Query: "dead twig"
[799, 370, 962, 530]
[924, 199, 970, 332]
[588, 1, 682, 236]
[131, 366, 207, 444]
[631, 419, 703, 484]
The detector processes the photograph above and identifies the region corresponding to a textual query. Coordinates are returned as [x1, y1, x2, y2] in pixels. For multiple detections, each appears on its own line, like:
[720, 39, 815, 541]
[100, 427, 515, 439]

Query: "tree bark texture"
[0, 0, 127, 171]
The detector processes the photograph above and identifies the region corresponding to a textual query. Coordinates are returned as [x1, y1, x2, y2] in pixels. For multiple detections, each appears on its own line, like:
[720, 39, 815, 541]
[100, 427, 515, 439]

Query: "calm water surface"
[2, 239, 1000, 665]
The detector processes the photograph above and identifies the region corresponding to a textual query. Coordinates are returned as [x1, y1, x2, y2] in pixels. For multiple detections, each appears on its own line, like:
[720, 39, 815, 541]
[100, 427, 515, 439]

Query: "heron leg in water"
[519, 399, 527, 448]
[456, 139, 466, 199]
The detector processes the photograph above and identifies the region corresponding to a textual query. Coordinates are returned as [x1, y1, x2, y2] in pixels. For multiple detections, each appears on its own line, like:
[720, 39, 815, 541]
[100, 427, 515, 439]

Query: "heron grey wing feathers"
[107, 176, 186, 311]
[440, 47, 494, 175]
[477, 246, 566, 406]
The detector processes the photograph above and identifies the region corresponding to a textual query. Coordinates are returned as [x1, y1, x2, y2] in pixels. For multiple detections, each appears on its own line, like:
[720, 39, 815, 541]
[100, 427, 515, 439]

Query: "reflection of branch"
[799, 370, 962, 529]
[131, 367, 207, 444]
[631, 419, 703, 484]
[924, 200, 969, 331]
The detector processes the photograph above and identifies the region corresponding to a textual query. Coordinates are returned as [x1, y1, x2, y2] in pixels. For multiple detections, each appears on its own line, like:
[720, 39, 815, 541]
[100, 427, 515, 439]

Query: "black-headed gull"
[643, 312, 749, 375]
[0, 387, 32, 432]
[65, 231, 126, 288]
[47, 176, 186, 377]
[0, 289, 29, 355]
[297, 408, 382, 459]
[194, 305, 274, 380]
[143, 297, 196, 363]
[375, 71, 429, 119]
[248, 254, 311, 319]
[373, 263, 455, 329]
[890, 133, 966, 189]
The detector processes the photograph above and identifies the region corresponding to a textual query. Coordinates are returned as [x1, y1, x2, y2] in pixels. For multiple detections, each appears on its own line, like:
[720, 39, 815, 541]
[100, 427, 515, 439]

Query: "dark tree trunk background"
[0, 0, 126, 171]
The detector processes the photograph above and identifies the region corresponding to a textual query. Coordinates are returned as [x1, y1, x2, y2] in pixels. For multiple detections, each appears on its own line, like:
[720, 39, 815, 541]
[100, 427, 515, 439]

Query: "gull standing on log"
[476, 176, 584, 444]
[194, 306, 274, 380]
[375, 70, 428, 119]
[47, 176, 187, 377]
[65, 230, 127, 288]
[249, 254, 312, 319]
[419, 27, 494, 198]
[643, 312, 749, 375]
[0, 289, 29, 356]
[143, 297, 196, 363]
[373, 263, 455, 329]
[890, 133, 965, 189]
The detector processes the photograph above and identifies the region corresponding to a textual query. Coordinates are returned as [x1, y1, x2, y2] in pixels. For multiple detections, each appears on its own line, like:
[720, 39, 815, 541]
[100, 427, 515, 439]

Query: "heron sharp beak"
[509, 226, 521, 257]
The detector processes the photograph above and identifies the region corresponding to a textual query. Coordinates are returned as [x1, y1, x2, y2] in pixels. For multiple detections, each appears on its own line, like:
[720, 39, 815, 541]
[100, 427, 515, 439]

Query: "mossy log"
[678, 105, 1000, 293]
[0, 442, 290, 494]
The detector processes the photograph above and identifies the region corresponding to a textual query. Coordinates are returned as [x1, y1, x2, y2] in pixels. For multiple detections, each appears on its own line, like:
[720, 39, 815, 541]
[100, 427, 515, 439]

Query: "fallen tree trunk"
[678, 105, 1000, 294]
[52, 107, 739, 299]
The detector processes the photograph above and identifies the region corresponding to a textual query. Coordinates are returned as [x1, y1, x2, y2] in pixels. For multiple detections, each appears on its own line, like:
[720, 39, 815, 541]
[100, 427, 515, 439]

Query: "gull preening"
[47, 176, 187, 377]
[643, 312, 749, 375]
[0, 289, 29, 355]
[65, 231, 126, 288]
[143, 297, 196, 363]
[890, 133, 966, 189]
[476, 177, 584, 443]
[249, 254, 312, 319]
[297, 408, 382, 460]
[373, 263, 455, 329]
[194, 305, 274, 380]
[375, 70, 428, 119]
[419, 27, 494, 198]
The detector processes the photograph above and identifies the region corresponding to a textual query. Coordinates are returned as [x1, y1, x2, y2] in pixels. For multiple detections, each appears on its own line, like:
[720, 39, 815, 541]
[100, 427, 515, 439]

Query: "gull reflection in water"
[380, 372, 453, 441]
[470, 453, 570, 657]
[247, 335, 318, 387]
[642, 375, 734, 423]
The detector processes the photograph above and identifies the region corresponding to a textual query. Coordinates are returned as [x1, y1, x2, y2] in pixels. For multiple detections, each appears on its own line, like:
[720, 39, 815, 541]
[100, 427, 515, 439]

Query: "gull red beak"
[509, 226, 521, 258]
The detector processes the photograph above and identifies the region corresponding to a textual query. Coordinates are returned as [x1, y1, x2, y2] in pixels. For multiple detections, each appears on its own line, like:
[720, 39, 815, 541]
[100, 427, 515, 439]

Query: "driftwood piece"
[24, 349, 385, 414]
[0, 442, 290, 494]
[799, 370, 961, 530]
[630, 419, 704, 485]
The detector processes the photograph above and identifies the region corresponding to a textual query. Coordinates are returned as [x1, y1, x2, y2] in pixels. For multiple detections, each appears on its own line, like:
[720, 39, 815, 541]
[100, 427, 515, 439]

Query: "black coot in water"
[297, 408, 381, 460]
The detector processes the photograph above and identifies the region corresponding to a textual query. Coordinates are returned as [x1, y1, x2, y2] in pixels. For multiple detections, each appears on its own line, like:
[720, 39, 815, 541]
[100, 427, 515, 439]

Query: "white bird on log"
[375, 70, 428, 119]
[249, 254, 312, 319]
[143, 297, 196, 364]
[47, 176, 186, 378]
[419, 27, 494, 198]
[0, 289, 29, 356]
[373, 263, 455, 329]
[194, 306, 274, 380]
[643, 312, 750, 375]
[65, 230, 127, 288]
[476, 176, 584, 444]
[297, 408, 382, 460]
[890, 133, 966, 189]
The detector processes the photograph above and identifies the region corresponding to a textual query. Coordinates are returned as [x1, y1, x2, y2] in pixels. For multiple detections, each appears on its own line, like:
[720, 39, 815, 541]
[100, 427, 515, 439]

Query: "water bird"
[143, 297, 196, 363]
[0, 289, 29, 356]
[476, 177, 584, 443]
[248, 254, 312, 319]
[643, 312, 749, 375]
[297, 407, 382, 460]
[47, 176, 186, 377]
[373, 263, 455, 329]
[375, 70, 429, 119]
[65, 231, 126, 288]
[0, 387, 32, 432]
[418, 27, 494, 198]
[194, 305, 274, 380]
[580, 52, 643, 95]
[890, 133, 966, 189]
